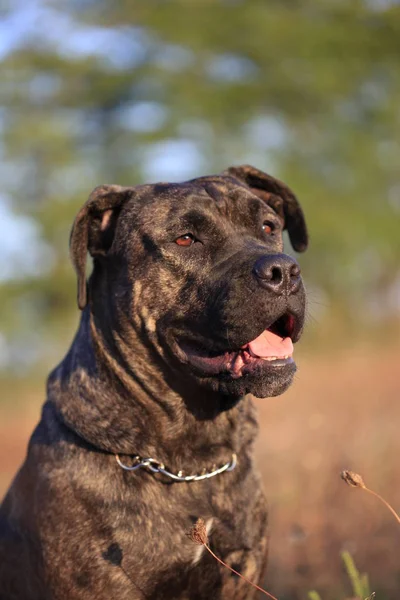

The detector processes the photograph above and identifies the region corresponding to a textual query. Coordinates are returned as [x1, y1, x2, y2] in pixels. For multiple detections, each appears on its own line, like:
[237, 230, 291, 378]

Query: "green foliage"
[341, 551, 372, 600]
[308, 591, 323, 600]
[308, 552, 374, 600]
[1, 0, 400, 372]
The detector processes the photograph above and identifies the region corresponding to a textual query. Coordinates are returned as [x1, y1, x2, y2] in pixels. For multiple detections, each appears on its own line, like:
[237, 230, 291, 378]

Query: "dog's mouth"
[178, 312, 300, 379]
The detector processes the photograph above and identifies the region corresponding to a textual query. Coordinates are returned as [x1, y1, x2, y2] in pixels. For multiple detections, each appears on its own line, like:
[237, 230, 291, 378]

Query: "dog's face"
[70, 165, 308, 400]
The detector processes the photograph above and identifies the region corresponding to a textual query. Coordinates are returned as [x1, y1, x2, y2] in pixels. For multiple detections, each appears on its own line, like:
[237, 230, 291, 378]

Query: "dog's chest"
[106, 475, 267, 599]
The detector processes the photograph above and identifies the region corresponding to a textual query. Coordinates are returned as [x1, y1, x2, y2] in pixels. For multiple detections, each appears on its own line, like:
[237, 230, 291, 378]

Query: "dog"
[0, 164, 308, 599]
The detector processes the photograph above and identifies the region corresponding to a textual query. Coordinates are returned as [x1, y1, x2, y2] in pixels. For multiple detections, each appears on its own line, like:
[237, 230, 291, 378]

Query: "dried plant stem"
[363, 487, 400, 526]
[203, 543, 278, 600]
[188, 518, 278, 599]
[341, 470, 400, 527]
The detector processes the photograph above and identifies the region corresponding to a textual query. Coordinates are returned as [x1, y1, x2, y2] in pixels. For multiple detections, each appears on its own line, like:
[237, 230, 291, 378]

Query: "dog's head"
[70, 164, 308, 400]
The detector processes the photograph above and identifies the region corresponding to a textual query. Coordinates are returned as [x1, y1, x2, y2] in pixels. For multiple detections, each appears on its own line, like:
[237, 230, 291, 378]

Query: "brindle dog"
[0, 165, 308, 599]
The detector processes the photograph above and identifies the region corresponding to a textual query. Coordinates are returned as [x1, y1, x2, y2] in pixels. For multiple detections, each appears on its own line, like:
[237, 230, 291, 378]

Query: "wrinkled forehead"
[133, 176, 278, 226]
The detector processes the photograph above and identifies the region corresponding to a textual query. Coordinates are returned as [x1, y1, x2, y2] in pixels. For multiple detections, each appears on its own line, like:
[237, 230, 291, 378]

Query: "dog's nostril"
[270, 267, 283, 283]
[253, 259, 284, 283]
[290, 264, 301, 279]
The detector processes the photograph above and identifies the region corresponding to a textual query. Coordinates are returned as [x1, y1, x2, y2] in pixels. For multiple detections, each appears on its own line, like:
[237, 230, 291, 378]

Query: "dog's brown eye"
[262, 221, 274, 235]
[176, 234, 195, 247]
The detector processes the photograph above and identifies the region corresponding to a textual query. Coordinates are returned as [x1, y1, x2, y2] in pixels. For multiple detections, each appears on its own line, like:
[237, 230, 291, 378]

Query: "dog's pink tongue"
[247, 330, 293, 358]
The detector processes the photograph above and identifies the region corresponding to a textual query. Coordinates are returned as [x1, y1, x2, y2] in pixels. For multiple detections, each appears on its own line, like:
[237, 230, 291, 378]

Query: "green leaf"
[308, 591, 323, 600]
[341, 550, 371, 599]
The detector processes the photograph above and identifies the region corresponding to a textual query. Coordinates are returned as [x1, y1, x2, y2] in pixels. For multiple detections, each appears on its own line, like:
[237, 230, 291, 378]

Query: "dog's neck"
[48, 310, 258, 470]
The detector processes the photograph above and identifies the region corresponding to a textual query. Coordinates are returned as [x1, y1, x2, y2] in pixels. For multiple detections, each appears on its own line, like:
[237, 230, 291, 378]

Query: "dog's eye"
[175, 233, 196, 247]
[262, 221, 275, 235]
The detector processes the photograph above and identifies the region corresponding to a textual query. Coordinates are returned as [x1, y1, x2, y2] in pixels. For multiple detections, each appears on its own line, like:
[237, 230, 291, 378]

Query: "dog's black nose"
[253, 254, 301, 295]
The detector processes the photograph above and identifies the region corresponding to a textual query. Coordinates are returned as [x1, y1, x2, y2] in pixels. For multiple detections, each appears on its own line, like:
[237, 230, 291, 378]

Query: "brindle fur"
[0, 165, 308, 599]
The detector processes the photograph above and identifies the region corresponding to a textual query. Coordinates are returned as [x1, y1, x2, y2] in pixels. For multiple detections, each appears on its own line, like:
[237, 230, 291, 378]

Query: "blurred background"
[0, 1, 399, 598]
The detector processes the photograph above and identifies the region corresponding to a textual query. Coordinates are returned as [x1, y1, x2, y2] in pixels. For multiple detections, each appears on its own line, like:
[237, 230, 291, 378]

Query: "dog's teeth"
[260, 355, 290, 362]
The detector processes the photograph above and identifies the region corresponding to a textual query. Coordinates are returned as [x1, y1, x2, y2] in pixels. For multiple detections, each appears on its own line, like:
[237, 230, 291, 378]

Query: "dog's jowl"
[0, 165, 308, 599]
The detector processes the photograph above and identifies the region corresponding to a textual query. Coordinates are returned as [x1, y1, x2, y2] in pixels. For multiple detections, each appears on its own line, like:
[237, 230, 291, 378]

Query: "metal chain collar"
[115, 452, 237, 482]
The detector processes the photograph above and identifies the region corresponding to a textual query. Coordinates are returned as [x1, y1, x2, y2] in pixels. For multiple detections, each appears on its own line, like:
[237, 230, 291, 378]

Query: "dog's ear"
[223, 164, 308, 252]
[70, 184, 131, 310]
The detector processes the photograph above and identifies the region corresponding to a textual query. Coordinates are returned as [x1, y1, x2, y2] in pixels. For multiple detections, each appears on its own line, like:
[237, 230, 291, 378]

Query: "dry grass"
[341, 470, 400, 526]
[1, 345, 399, 598]
[188, 518, 278, 599]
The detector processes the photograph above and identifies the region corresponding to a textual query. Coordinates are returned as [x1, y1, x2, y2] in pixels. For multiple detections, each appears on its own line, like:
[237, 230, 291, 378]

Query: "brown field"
[1, 347, 399, 599]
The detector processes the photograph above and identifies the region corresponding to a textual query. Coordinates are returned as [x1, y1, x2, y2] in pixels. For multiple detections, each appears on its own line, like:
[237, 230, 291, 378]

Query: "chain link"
[115, 452, 237, 482]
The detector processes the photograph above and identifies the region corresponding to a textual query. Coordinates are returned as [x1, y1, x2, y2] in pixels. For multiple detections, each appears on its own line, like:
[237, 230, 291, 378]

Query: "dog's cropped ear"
[223, 164, 308, 252]
[70, 184, 131, 310]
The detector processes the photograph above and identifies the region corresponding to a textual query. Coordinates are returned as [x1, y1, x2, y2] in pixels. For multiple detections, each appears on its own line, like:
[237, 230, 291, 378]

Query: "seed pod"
[188, 518, 209, 546]
[341, 470, 366, 489]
